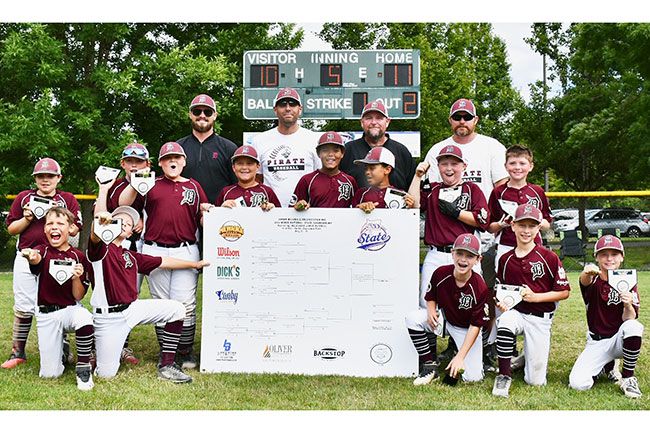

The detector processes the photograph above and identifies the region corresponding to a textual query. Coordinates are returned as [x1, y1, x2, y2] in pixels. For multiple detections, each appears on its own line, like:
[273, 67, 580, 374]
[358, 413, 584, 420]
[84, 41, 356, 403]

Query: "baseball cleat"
[413, 361, 439, 386]
[1, 350, 27, 369]
[597, 366, 622, 384]
[492, 374, 512, 398]
[177, 351, 198, 370]
[620, 376, 642, 399]
[511, 353, 526, 372]
[76, 366, 94, 391]
[158, 364, 193, 384]
[120, 347, 140, 365]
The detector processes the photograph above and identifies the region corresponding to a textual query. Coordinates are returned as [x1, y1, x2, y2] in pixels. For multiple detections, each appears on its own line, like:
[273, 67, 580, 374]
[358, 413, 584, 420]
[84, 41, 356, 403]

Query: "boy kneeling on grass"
[405, 233, 490, 385]
[569, 235, 643, 398]
[21, 207, 94, 391]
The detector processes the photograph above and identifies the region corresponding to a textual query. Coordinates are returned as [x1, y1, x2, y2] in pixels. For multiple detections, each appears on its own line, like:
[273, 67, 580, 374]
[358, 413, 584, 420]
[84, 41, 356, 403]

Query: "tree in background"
[0, 23, 302, 252]
[318, 23, 523, 157]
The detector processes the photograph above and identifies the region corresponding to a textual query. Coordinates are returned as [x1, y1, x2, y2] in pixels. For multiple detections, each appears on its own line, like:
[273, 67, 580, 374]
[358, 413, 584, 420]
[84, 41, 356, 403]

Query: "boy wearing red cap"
[492, 204, 570, 398]
[215, 145, 281, 209]
[569, 235, 643, 398]
[120, 142, 212, 369]
[3, 158, 82, 369]
[351, 147, 414, 212]
[293, 131, 357, 210]
[405, 233, 490, 386]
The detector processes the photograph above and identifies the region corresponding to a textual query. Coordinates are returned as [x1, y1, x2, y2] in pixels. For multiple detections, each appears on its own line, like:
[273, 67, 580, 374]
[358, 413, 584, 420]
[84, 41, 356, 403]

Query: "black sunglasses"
[451, 113, 475, 122]
[191, 107, 214, 117]
[275, 99, 300, 107]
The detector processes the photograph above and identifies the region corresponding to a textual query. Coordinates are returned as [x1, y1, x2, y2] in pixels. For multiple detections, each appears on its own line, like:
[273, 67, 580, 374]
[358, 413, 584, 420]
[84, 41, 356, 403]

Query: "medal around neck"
[94, 217, 122, 244]
[49, 259, 76, 285]
[495, 284, 524, 308]
[608, 269, 637, 293]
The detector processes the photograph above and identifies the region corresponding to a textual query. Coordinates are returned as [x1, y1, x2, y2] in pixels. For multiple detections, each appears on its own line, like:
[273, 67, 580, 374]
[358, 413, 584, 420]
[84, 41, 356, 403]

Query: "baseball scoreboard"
[243, 50, 420, 119]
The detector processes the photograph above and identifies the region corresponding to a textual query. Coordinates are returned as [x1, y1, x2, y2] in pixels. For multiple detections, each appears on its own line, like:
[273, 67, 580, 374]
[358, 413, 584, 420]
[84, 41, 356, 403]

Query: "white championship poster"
[200, 208, 419, 377]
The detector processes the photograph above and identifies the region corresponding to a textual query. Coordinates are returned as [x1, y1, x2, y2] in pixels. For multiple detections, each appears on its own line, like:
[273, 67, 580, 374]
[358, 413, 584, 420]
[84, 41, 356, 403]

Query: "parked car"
[585, 208, 650, 237]
[552, 208, 599, 234]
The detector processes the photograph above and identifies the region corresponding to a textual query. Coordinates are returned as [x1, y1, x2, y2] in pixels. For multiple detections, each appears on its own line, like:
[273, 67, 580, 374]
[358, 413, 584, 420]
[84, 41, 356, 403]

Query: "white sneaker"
[620, 376, 642, 399]
[413, 361, 439, 386]
[158, 364, 193, 384]
[76, 366, 94, 391]
[492, 374, 512, 398]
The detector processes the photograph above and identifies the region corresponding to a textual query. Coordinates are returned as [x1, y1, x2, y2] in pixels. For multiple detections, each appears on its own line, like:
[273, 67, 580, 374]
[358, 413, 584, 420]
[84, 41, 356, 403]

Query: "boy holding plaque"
[569, 235, 643, 398]
[491, 204, 570, 398]
[119, 141, 212, 370]
[405, 233, 490, 385]
[3, 158, 82, 369]
[351, 146, 414, 212]
[20, 207, 95, 390]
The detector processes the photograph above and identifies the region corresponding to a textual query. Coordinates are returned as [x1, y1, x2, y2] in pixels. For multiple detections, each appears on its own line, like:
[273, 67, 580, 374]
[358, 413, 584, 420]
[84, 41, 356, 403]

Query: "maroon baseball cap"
[32, 158, 61, 176]
[452, 233, 481, 256]
[189, 94, 216, 111]
[594, 234, 625, 256]
[231, 145, 259, 163]
[513, 203, 543, 224]
[353, 146, 395, 168]
[121, 142, 149, 161]
[436, 144, 465, 162]
[317, 131, 345, 150]
[361, 100, 388, 118]
[449, 98, 477, 117]
[158, 142, 187, 160]
[273, 87, 301, 106]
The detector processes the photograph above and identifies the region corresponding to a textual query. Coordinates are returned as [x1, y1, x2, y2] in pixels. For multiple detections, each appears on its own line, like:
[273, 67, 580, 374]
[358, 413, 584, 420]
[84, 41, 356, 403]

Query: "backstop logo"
[357, 219, 391, 251]
[313, 348, 346, 360]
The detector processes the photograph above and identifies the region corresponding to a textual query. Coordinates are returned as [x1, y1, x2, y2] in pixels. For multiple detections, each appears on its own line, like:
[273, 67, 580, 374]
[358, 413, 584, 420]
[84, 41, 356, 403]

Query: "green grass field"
[0, 272, 648, 410]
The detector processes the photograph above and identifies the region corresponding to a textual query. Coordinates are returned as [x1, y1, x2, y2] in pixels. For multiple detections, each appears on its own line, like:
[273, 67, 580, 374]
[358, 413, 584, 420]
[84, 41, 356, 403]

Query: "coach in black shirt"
[340, 100, 416, 192]
[177, 94, 238, 203]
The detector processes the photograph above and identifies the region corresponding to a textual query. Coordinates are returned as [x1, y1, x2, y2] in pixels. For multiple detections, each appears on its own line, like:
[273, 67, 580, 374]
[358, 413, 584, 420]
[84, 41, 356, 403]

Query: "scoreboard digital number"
[243, 50, 420, 120]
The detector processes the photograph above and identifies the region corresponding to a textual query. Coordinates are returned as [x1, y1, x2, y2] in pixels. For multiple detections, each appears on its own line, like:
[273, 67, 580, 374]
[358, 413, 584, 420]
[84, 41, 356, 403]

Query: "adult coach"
[340, 100, 416, 192]
[251, 87, 321, 207]
[422, 98, 508, 361]
[177, 94, 238, 204]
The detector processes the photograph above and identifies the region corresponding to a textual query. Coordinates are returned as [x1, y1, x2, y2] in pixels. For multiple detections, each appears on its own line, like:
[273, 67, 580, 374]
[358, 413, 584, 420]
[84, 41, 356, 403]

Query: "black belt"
[94, 303, 131, 314]
[522, 310, 554, 320]
[431, 245, 453, 253]
[144, 240, 196, 248]
[38, 305, 66, 314]
[589, 332, 613, 341]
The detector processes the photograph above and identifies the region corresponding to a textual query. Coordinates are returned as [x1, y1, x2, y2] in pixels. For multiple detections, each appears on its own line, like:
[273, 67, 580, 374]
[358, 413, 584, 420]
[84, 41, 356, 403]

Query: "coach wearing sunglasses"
[420, 98, 508, 364]
[177, 94, 238, 204]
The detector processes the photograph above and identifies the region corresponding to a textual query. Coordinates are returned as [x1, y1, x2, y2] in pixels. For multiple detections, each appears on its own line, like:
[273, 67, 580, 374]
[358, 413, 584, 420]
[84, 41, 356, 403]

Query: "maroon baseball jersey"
[497, 245, 570, 315]
[351, 185, 405, 208]
[106, 177, 144, 213]
[87, 240, 162, 306]
[143, 177, 208, 244]
[215, 183, 282, 208]
[488, 182, 552, 247]
[424, 264, 490, 328]
[293, 170, 357, 208]
[421, 181, 489, 247]
[31, 245, 92, 307]
[580, 276, 640, 338]
[7, 189, 82, 250]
